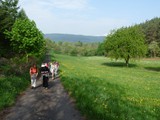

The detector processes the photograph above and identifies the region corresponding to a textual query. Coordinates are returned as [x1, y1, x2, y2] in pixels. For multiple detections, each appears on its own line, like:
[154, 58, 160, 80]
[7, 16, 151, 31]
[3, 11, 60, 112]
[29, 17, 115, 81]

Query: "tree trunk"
[125, 55, 130, 67]
[153, 51, 156, 58]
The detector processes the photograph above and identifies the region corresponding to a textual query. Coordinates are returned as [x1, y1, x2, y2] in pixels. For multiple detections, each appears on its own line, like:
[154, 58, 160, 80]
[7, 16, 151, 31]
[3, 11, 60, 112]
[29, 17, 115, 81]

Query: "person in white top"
[54, 61, 59, 76]
[50, 62, 56, 80]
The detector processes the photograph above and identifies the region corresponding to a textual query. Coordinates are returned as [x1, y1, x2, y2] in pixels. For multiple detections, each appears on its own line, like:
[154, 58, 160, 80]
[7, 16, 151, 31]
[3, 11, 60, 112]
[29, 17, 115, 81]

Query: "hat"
[41, 63, 45, 67]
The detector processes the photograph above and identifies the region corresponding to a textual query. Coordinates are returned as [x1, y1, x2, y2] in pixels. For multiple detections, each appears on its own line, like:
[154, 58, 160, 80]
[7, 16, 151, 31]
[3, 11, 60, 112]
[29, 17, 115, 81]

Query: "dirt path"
[2, 76, 85, 120]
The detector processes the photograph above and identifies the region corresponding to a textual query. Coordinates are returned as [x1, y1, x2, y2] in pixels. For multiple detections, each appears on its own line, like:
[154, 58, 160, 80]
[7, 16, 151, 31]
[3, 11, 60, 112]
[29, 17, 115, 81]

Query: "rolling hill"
[44, 33, 105, 43]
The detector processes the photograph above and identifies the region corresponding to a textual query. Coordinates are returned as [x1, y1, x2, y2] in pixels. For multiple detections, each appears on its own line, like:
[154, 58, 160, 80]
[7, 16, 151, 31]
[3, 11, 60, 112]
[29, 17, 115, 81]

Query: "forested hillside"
[44, 33, 105, 43]
[140, 17, 160, 57]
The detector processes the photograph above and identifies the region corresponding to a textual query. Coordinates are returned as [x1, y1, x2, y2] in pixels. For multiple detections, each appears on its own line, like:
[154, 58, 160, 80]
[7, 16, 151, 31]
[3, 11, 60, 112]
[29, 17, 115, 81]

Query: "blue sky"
[19, 0, 160, 36]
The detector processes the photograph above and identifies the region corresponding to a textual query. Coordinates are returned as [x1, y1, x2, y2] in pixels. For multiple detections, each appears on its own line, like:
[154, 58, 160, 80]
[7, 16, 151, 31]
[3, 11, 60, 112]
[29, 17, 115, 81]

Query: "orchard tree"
[5, 18, 45, 61]
[104, 26, 147, 66]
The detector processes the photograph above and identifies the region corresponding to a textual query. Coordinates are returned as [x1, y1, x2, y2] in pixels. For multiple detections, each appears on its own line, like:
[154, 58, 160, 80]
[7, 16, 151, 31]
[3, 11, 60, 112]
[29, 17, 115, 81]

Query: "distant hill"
[44, 33, 105, 43]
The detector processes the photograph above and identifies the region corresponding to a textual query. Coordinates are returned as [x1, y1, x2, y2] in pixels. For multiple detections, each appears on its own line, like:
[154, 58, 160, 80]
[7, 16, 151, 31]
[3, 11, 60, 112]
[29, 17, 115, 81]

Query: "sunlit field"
[54, 54, 160, 120]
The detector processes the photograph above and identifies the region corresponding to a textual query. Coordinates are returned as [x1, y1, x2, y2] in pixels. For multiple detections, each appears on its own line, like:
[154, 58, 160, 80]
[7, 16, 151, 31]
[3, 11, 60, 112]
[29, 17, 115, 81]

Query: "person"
[29, 64, 38, 89]
[54, 61, 59, 76]
[50, 62, 56, 80]
[40, 63, 50, 89]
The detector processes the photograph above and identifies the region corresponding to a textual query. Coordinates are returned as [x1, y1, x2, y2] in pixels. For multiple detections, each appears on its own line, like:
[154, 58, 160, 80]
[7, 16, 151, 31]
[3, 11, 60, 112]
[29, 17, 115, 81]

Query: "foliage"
[4, 18, 46, 58]
[0, 75, 30, 110]
[0, 0, 47, 112]
[96, 42, 105, 56]
[140, 17, 160, 57]
[0, 0, 19, 57]
[98, 17, 160, 58]
[17, 8, 28, 20]
[148, 41, 160, 57]
[104, 26, 147, 66]
[0, 50, 46, 111]
[55, 54, 160, 120]
[0, 0, 19, 32]
[46, 39, 99, 56]
[140, 17, 160, 44]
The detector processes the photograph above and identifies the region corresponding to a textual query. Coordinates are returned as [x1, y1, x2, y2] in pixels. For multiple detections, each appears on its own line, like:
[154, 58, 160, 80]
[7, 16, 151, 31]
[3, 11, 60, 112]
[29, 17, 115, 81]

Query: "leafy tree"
[70, 48, 78, 56]
[148, 41, 160, 57]
[104, 26, 147, 66]
[4, 18, 45, 61]
[0, 0, 19, 57]
[47, 39, 99, 56]
[97, 42, 105, 56]
[0, 0, 19, 31]
[17, 8, 28, 20]
[75, 41, 83, 47]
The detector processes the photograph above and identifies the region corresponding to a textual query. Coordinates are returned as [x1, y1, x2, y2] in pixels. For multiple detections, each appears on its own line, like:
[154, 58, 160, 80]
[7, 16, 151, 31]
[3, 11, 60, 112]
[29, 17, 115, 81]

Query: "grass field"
[54, 54, 160, 120]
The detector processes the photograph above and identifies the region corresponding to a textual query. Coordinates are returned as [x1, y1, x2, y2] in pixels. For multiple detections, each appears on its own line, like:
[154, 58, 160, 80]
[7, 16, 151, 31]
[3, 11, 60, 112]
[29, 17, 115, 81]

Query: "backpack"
[30, 67, 37, 74]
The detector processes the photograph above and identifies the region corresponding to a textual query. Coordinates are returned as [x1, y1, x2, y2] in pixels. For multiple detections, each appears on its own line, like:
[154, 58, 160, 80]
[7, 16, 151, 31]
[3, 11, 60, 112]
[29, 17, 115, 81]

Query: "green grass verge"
[0, 75, 30, 110]
[54, 54, 160, 120]
[0, 53, 46, 111]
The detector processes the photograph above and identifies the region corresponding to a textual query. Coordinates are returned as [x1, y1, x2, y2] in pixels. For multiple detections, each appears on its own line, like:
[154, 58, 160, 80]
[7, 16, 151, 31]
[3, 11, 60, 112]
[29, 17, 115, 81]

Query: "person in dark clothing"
[40, 63, 50, 89]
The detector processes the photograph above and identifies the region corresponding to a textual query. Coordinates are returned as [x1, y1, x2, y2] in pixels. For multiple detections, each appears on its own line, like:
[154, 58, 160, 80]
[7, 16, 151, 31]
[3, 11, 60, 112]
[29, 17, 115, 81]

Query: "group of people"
[29, 61, 60, 89]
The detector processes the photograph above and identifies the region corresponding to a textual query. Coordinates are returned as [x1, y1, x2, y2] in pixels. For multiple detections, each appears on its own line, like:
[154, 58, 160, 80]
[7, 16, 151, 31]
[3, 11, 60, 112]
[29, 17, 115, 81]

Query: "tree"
[104, 26, 147, 66]
[148, 41, 160, 57]
[0, 0, 19, 31]
[4, 18, 45, 61]
[97, 42, 105, 56]
[17, 8, 28, 20]
[0, 0, 19, 57]
[140, 17, 160, 57]
[75, 41, 83, 47]
[141, 17, 160, 44]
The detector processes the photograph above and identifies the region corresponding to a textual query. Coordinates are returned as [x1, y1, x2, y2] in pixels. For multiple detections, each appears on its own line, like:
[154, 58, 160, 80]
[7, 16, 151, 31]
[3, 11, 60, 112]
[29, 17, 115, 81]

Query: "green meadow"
[54, 54, 160, 120]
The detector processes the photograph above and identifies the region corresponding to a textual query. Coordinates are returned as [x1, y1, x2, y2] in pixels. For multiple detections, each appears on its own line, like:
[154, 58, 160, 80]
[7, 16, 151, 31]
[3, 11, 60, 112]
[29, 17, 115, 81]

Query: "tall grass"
[0, 76, 30, 110]
[0, 52, 46, 111]
[55, 54, 160, 120]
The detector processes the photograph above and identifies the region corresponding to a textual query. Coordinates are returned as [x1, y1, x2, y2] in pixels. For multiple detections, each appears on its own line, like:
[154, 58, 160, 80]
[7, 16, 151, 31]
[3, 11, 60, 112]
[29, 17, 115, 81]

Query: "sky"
[18, 0, 160, 36]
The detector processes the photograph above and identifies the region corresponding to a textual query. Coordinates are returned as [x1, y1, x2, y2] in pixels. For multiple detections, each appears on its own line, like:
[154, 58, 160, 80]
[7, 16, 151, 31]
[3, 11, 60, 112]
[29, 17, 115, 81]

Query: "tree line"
[45, 17, 160, 66]
[45, 39, 100, 56]
[140, 17, 160, 57]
